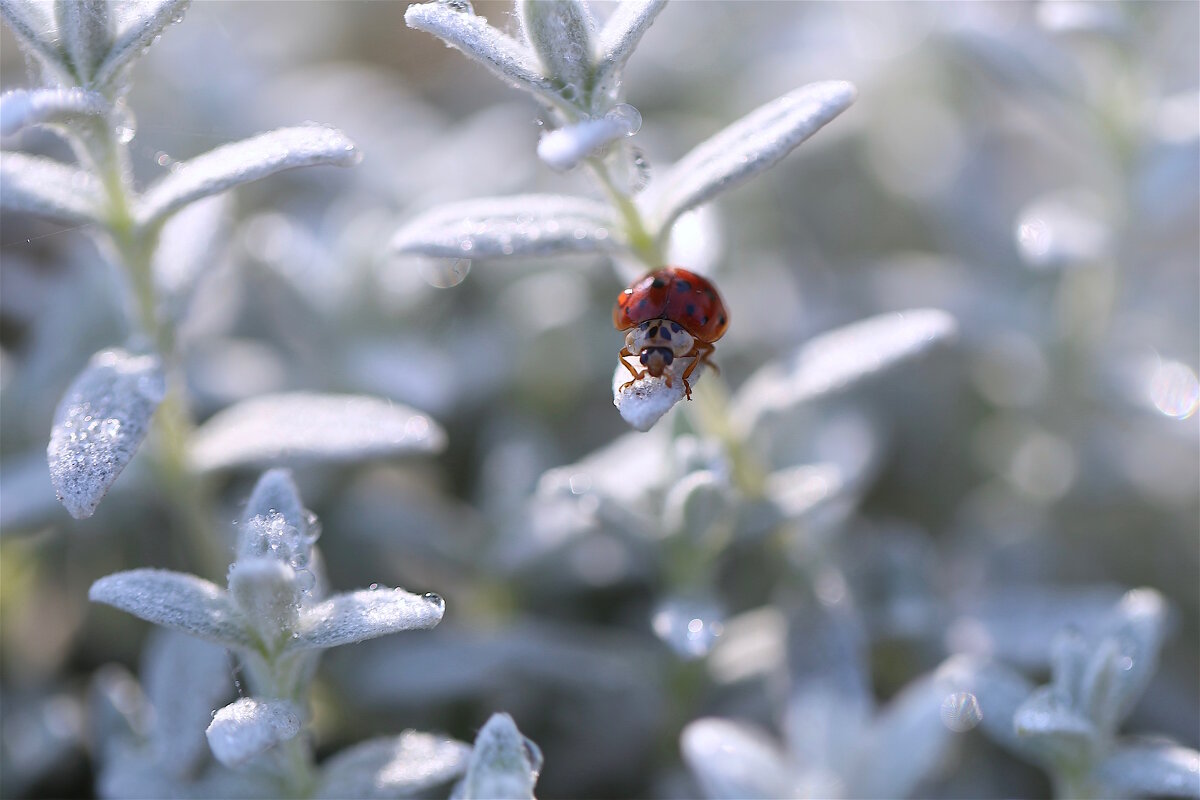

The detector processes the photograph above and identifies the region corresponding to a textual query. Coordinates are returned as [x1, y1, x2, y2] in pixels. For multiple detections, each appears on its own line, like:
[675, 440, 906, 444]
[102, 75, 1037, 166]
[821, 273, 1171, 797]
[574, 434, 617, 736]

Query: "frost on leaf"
[205, 697, 303, 769]
[593, 0, 665, 97]
[189, 392, 446, 472]
[537, 114, 634, 171]
[518, 0, 596, 99]
[89, 569, 252, 650]
[0, 1, 72, 83]
[0, 152, 104, 227]
[94, 0, 192, 90]
[294, 587, 445, 650]
[48, 349, 165, 519]
[391, 195, 619, 260]
[456, 713, 542, 800]
[56, 0, 112, 86]
[654, 81, 857, 234]
[315, 731, 471, 799]
[136, 125, 359, 229]
[0, 88, 109, 137]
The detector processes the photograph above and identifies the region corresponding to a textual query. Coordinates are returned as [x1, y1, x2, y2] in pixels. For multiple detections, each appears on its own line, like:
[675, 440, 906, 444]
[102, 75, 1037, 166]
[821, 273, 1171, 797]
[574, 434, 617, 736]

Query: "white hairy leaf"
[0, 88, 109, 137]
[537, 115, 629, 171]
[189, 393, 446, 472]
[294, 588, 445, 649]
[136, 125, 358, 229]
[1014, 686, 1099, 767]
[404, 3, 560, 107]
[206, 697, 303, 769]
[229, 558, 302, 650]
[0, 1, 72, 82]
[315, 731, 471, 799]
[55, 0, 111, 84]
[0, 152, 104, 226]
[612, 358, 705, 432]
[47, 349, 165, 519]
[681, 718, 793, 800]
[89, 569, 253, 649]
[734, 309, 957, 431]
[1093, 740, 1200, 799]
[456, 713, 542, 800]
[93, 0, 191, 90]
[241, 468, 308, 535]
[593, 0, 665, 97]
[654, 81, 857, 234]
[391, 194, 619, 259]
[518, 0, 595, 98]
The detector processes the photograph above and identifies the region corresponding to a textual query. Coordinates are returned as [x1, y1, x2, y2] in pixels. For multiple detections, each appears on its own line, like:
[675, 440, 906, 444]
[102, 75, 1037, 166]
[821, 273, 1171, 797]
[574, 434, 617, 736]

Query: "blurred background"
[1, 2, 1197, 798]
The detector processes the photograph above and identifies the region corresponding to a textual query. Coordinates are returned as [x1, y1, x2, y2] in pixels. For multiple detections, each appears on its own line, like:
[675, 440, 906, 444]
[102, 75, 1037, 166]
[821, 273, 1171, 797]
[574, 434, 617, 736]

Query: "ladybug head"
[639, 347, 675, 378]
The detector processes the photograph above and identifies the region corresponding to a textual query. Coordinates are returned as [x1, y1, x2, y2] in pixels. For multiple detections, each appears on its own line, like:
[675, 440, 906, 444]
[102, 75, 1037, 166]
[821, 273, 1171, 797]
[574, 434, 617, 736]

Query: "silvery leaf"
[189, 393, 446, 473]
[593, 0, 665, 96]
[141, 631, 233, 776]
[935, 655, 1037, 761]
[55, 0, 111, 84]
[734, 309, 957, 432]
[1051, 626, 1091, 707]
[1104, 588, 1168, 723]
[294, 588, 445, 650]
[0, 88, 109, 138]
[1093, 739, 1200, 799]
[0, 152, 104, 227]
[537, 115, 629, 171]
[152, 192, 230, 327]
[1014, 686, 1099, 768]
[135, 125, 359, 229]
[391, 195, 619, 259]
[654, 81, 857, 234]
[93, 0, 191, 90]
[518, 0, 595, 98]
[849, 677, 951, 799]
[404, 3, 559, 107]
[315, 731, 471, 800]
[48, 349, 165, 519]
[680, 718, 793, 800]
[0, 1, 71, 82]
[242, 468, 308, 535]
[205, 697, 302, 769]
[612, 358, 705, 432]
[228, 558, 302, 650]
[455, 713, 542, 800]
[89, 569, 253, 650]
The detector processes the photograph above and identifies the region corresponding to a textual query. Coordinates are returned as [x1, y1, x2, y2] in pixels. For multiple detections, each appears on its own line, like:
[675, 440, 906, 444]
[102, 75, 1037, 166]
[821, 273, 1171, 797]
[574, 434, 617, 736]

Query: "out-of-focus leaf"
[404, 3, 559, 107]
[1105, 588, 1168, 723]
[47, 349, 164, 519]
[0, 152, 104, 226]
[152, 192, 230, 327]
[936, 655, 1037, 761]
[135, 125, 358, 229]
[294, 588, 444, 650]
[93, 0, 191, 89]
[189, 393, 446, 472]
[0, 452, 62, 530]
[391, 195, 619, 259]
[734, 309, 957, 432]
[0, 1, 70, 82]
[55, 0, 111, 84]
[653, 81, 857, 234]
[1014, 686, 1098, 768]
[1093, 739, 1200, 799]
[205, 697, 302, 769]
[315, 731, 471, 800]
[89, 569, 252, 649]
[681, 718, 793, 800]
[849, 677, 952, 799]
[0, 88, 108, 137]
[455, 713, 542, 800]
[518, 0, 595, 96]
[593, 0, 665, 95]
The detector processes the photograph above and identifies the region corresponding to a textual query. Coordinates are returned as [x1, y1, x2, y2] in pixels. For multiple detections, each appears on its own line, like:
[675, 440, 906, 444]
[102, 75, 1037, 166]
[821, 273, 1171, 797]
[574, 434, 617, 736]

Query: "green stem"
[587, 156, 662, 268]
[686, 378, 768, 498]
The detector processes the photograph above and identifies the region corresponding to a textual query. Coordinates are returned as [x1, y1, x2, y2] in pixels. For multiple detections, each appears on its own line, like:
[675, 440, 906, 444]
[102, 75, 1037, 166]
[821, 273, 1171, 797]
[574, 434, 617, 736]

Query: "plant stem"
[587, 155, 662, 268]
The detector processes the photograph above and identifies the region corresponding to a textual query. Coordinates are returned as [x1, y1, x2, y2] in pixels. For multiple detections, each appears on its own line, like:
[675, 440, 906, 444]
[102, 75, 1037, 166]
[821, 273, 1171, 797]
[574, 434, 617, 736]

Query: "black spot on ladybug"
[718, 315, 726, 325]
[649, 325, 659, 337]
[703, 288, 716, 300]
[670, 322, 681, 333]
[685, 303, 696, 316]
[661, 327, 672, 341]
[651, 278, 666, 289]
[637, 299, 649, 309]
[701, 316, 709, 325]
[675, 280, 693, 292]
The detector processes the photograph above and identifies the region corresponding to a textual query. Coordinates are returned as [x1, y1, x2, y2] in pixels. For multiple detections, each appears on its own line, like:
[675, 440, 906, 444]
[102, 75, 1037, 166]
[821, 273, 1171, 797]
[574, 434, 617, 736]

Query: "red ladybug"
[613, 266, 729, 399]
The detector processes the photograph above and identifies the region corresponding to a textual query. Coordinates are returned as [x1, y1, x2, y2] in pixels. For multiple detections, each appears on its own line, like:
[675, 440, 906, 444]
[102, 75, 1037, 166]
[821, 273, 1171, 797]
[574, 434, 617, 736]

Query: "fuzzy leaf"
[48, 349, 165, 519]
[136, 125, 358, 229]
[0, 151, 104, 226]
[0, 88, 109, 137]
[593, 0, 665, 95]
[391, 194, 619, 259]
[229, 558, 302, 649]
[89, 569, 252, 649]
[1105, 588, 1168, 723]
[152, 192, 230, 327]
[404, 3, 559, 107]
[734, 309, 957, 432]
[56, 0, 111, 84]
[1014, 686, 1098, 769]
[681, 718, 793, 800]
[316, 731, 471, 799]
[612, 357, 707, 432]
[242, 468, 308, 534]
[93, 0, 191, 89]
[0, 1, 70, 81]
[456, 713, 542, 800]
[206, 697, 303, 769]
[189, 393, 446, 472]
[294, 588, 445, 650]
[537, 115, 629, 171]
[518, 0, 595, 97]
[1094, 740, 1200, 799]
[654, 81, 856, 233]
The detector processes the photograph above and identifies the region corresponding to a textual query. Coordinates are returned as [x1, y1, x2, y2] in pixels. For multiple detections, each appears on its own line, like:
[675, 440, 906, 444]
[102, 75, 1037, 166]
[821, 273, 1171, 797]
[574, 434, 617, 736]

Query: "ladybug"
[613, 266, 729, 399]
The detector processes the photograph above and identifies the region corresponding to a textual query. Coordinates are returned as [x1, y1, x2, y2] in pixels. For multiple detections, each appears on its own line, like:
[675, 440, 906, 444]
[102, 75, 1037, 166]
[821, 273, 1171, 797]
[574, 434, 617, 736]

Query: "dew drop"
[112, 100, 137, 144]
[940, 691, 983, 732]
[606, 103, 642, 136]
[418, 257, 471, 289]
[630, 147, 651, 194]
[651, 597, 724, 660]
[369, 583, 379, 591]
[438, 0, 474, 12]
[422, 592, 445, 610]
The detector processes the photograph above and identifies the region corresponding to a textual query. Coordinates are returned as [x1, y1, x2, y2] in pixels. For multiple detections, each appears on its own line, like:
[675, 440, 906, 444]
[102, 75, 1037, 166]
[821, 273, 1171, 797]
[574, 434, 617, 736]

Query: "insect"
[613, 266, 729, 399]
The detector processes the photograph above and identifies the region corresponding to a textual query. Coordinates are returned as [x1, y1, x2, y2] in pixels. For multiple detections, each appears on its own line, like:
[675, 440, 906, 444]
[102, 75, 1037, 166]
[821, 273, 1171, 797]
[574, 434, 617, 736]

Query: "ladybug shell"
[613, 267, 729, 342]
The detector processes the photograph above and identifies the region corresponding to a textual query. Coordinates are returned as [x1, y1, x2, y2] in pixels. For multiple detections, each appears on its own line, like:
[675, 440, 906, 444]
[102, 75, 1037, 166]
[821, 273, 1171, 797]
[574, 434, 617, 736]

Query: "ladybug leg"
[679, 341, 716, 400]
[617, 346, 647, 393]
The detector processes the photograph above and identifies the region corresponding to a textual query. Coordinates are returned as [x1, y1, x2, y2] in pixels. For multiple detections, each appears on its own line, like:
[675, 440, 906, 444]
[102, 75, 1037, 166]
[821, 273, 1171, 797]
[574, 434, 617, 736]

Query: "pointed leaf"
[537, 115, 629, 171]
[295, 587, 444, 650]
[518, 0, 595, 95]
[56, 0, 112, 84]
[89, 569, 252, 649]
[1105, 588, 1169, 723]
[593, 0, 665, 94]
[206, 697, 303, 768]
[241, 468, 308, 535]
[655, 81, 857, 234]
[457, 713, 542, 800]
[316, 731, 471, 799]
[391, 194, 619, 259]
[229, 558, 302, 649]
[0, 1, 71, 81]
[404, 3, 560, 108]
[734, 309, 957, 432]
[189, 392, 445, 472]
[48, 349, 165, 518]
[94, 0, 191, 89]
[0, 151, 104, 226]
[1094, 739, 1200, 799]
[0, 88, 109, 137]
[1014, 686, 1099, 769]
[136, 125, 358, 229]
[681, 718, 793, 800]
